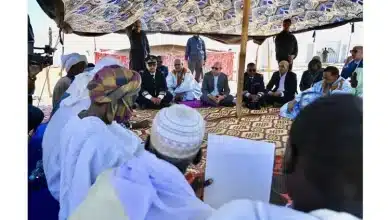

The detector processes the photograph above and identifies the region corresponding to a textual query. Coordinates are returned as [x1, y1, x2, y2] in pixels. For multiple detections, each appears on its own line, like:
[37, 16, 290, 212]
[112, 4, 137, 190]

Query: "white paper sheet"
[203, 134, 276, 209]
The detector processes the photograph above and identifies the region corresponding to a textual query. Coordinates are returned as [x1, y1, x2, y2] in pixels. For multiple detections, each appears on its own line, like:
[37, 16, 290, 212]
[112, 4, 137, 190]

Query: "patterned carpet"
[131, 106, 292, 175]
[39, 105, 291, 204]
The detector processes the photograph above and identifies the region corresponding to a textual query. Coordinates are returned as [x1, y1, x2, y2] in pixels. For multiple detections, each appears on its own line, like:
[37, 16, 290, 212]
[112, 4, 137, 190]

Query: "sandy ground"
[33, 64, 343, 107]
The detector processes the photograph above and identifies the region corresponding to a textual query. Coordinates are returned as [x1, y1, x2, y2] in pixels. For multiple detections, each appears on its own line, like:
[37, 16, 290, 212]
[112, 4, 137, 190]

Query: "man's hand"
[287, 101, 296, 112]
[216, 95, 225, 103]
[268, 91, 274, 96]
[151, 97, 160, 105]
[273, 91, 282, 97]
[156, 98, 162, 105]
[208, 95, 218, 103]
[132, 119, 151, 129]
[288, 55, 295, 63]
[250, 95, 259, 102]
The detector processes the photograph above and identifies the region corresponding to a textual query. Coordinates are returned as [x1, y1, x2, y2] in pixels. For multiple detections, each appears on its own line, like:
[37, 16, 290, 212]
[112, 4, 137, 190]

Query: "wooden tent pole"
[236, 0, 251, 118]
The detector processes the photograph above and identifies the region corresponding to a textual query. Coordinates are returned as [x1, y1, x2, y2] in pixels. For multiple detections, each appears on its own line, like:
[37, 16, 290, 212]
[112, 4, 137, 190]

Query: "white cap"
[150, 104, 205, 159]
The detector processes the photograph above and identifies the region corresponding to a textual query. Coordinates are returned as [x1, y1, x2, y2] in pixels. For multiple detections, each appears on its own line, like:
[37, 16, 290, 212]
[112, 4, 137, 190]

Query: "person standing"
[126, 20, 150, 72]
[275, 19, 298, 71]
[322, 48, 329, 63]
[185, 35, 207, 82]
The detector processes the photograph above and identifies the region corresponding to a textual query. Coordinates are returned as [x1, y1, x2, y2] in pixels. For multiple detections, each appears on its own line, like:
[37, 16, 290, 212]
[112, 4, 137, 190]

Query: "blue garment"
[341, 60, 363, 79]
[185, 36, 206, 61]
[157, 65, 169, 78]
[280, 78, 353, 119]
[211, 75, 219, 96]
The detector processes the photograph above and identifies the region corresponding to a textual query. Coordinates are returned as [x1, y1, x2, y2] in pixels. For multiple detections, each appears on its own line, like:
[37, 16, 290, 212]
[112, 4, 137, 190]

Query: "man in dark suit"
[201, 62, 234, 107]
[136, 55, 173, 109]
[242, 63, 266, 109]
[265, 60, 297, 106]
[275, 19, 298, 71]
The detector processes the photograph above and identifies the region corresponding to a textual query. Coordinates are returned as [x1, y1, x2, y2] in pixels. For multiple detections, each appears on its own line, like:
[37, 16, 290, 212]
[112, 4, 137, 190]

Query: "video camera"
[28, 45, 55, 69]
[28, 15, 56, 73]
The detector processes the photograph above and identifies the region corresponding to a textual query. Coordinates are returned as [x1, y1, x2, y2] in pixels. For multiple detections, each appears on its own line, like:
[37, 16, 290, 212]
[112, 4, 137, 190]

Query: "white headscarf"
[61, 53, 87, 73]
[69, 150, 214, 220]
[61, 56, 125, 107]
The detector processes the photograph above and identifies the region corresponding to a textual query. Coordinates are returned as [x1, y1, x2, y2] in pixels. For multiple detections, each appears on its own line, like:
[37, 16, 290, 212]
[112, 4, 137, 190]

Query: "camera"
[28, 45, 55, 69]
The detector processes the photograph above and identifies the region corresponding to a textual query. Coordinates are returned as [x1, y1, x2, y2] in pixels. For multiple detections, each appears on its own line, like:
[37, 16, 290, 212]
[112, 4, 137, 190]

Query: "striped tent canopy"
[36, 0, 363, 44]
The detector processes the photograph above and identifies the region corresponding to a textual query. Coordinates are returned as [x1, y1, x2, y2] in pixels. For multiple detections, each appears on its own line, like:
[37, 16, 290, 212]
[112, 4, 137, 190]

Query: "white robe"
[166, 70, 201, 101]
[58, 115, 142, 220]
[69, 150, 214, 220]
[42, 98, 91, 201]
[43, 56, 128, 201]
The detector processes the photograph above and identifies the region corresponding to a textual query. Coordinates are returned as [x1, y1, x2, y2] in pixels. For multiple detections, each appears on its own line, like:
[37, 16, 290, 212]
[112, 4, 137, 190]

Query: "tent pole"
[236, 0, 251, 118]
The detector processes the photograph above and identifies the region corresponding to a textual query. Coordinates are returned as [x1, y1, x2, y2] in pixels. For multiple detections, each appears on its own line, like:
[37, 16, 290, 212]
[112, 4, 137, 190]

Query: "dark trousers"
[188, 59, 203, 82]
[28, 104, 44, 132]
[201, 94, 234, 107]
[243, 95, 266, 109]
[136, 92, 173, 109]
[130, 49, 146, 72]
[264, 95, 292, 106]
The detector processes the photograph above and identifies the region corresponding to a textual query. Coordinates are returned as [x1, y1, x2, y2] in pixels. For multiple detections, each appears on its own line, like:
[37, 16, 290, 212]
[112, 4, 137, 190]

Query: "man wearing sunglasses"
[136, 55, 173, 109]
[201, 62, 234, 107]
[242, 63, 266, 109]
[157, 56, 169, 78]
[341, 46, 363, 79]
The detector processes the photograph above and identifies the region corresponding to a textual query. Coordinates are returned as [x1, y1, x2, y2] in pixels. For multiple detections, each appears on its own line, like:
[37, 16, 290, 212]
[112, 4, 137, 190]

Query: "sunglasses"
[248, 69, 256, 72]
[212, 67, 220, 70]
[174, 64, 182, 66]
[350, 49, 358, 53]
[147, 62, 157, 67]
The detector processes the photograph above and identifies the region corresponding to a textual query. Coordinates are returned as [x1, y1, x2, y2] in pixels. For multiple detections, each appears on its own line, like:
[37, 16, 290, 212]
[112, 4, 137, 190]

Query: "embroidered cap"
[150, 104, 205, 159]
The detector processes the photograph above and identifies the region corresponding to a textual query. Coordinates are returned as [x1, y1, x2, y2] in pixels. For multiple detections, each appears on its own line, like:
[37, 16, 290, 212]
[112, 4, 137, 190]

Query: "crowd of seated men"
[29, 50, 363, 220]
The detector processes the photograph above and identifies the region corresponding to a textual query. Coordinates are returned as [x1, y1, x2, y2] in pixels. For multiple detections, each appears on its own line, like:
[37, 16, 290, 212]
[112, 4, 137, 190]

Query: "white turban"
[151, 104, 205, 159]
[61, 53, 87, 73]
[61, 56, 125, 107]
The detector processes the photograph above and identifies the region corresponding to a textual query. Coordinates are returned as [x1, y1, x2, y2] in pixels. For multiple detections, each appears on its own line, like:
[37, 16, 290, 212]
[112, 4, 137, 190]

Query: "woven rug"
[39, 105, 291, 204]
[131, 106, 291, 175]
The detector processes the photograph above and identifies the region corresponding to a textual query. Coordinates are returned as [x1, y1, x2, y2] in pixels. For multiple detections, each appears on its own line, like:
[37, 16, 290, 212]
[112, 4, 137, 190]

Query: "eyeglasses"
[212, 67, 220, 70]
[147, 62, 157, 67]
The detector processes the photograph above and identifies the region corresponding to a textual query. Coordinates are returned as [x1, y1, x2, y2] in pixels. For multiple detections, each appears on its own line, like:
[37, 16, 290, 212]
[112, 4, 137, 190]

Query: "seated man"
[299, 58, 323, 91]
[52, 53, 87, 108]
[264, 60, 297, 106]
[157, 55, 169, 78]
[69, 105, 214, 220]
[341, 46, 363, 79]
[57, 65, 143, 220]
[166, 59, 202, 103]
[242, 63, 266, 109]
[43, 57, 143, 202]
[200, 62, 234, 107]
[280, 66, 353, 119]
[136, 55, 173, 109]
